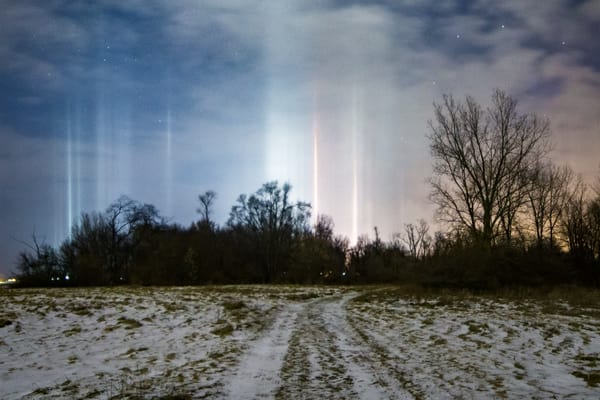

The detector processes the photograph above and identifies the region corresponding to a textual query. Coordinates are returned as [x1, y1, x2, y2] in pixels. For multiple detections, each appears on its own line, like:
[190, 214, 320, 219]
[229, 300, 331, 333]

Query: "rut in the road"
[227, 292, 414, 399]
[226, 303, 303, 399]
[275, 296, 357, 399]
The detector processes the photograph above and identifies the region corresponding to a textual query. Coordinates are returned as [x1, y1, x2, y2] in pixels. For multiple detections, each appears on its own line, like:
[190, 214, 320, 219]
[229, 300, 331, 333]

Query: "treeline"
[14, 90, 600, 288]
[16, 182, 349, 286]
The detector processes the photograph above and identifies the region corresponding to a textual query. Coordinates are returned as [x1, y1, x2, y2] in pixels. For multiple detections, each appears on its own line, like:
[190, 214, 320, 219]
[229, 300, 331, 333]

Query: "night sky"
[1, 0, 599, 277]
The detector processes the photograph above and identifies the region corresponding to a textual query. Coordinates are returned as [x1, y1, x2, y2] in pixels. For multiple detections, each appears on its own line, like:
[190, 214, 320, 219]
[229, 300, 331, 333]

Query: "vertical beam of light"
[76, 118, 81, 221]
[118, 104, 132, 202]
[264, 1, 314, 201]
[166, 105, 172, 216]
[95, 93, 106, 211]
[53, 132, 61, 245]
[95, 18, 107, 212]
[312, 119, 319, 221]
[74, 100, 82, 229]
[66, 105, 73, 237]
[351, 85, 359, 245]
[312, 90, 319, 222]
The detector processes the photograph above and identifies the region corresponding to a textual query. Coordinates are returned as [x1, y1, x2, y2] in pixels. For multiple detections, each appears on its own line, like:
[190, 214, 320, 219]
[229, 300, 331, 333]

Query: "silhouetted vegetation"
[13, 91, 600, 289]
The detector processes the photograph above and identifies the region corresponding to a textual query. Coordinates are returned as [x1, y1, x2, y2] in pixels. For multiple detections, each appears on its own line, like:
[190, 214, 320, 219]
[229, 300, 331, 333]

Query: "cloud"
[1, 0, 599, 275]
[0, 2, 88, 87]
[531, 55, 600, 177]
[578, 0, 600, 20]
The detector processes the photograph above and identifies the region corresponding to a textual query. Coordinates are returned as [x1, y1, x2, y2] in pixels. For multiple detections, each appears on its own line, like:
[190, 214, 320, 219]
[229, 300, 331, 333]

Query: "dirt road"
[226, 291, 413, 399]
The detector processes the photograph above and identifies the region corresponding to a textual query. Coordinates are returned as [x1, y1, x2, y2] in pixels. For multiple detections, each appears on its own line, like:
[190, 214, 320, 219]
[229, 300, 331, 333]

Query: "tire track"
[226, 291, 416, 399]
[276, 292, 413, 399]
[323, 293, 416, 400]
[226, 303, 304, 399]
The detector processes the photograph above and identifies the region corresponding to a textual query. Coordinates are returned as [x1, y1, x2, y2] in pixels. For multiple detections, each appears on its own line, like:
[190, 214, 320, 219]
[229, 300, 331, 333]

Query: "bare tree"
[428, 89, 550, 246]
[103, 196, 162, 284]
[527, 162, 573, 247]
[228, 181, 311, 282]
[589, 196, 600, 260]
[402, 219, 431, 258]
[197, 190, 217, 225]
[561, 177, 590, 258]
[15, 234, 61, 284]
[592, 168, 600, 259]
[594, 165, 600, 196]
[314, 214, 335, 241]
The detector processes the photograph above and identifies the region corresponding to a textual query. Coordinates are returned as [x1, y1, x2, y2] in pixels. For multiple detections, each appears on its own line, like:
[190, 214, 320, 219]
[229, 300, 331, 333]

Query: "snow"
[227, 302, 302, 399]
[347, 293, 600, 399]
[1, 286, 600, 399]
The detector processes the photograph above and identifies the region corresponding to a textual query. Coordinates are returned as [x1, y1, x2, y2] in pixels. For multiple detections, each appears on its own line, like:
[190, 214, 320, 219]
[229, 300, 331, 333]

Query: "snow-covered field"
[1, 286, 600, 399]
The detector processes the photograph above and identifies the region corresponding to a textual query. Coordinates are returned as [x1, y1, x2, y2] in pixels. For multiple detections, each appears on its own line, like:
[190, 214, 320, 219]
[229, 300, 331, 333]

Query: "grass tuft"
[222, 300, 246, 311]
[117, 317, 143, 329]
[31, 387, 51, 395]
[63, 325, 82, 336]
[212, 323, 234, 337]
[573, 370, 600, 387]
[0, 318, 13, 328]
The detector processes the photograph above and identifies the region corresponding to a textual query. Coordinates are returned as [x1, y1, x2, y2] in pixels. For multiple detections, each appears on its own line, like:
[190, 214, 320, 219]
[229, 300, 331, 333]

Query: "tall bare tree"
[527, 162, 573, 248]
[589, 196, 600, 260]
[197, 190, 217, 225]
[561, 174, 600, 262]
[561, 178, 590, 258]
[428, 89, 550, 246]
[594, 166, 600, 196]
[314, 214, 335, 241]
[228, 181, 311, 282]
[402, 219, 431, 258]
[16, 234, 61, 284]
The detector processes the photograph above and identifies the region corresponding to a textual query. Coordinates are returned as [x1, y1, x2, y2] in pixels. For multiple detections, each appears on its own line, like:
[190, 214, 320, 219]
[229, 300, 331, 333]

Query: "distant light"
[456, 34, 461, 39]
[342, 272, 347, 276]
[561, 41, 566, 46]
[8, 278, 16, 283]
[51, 277, 55, 281]
[65, 274, 70, 281]
[501, 24, 505, 29]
